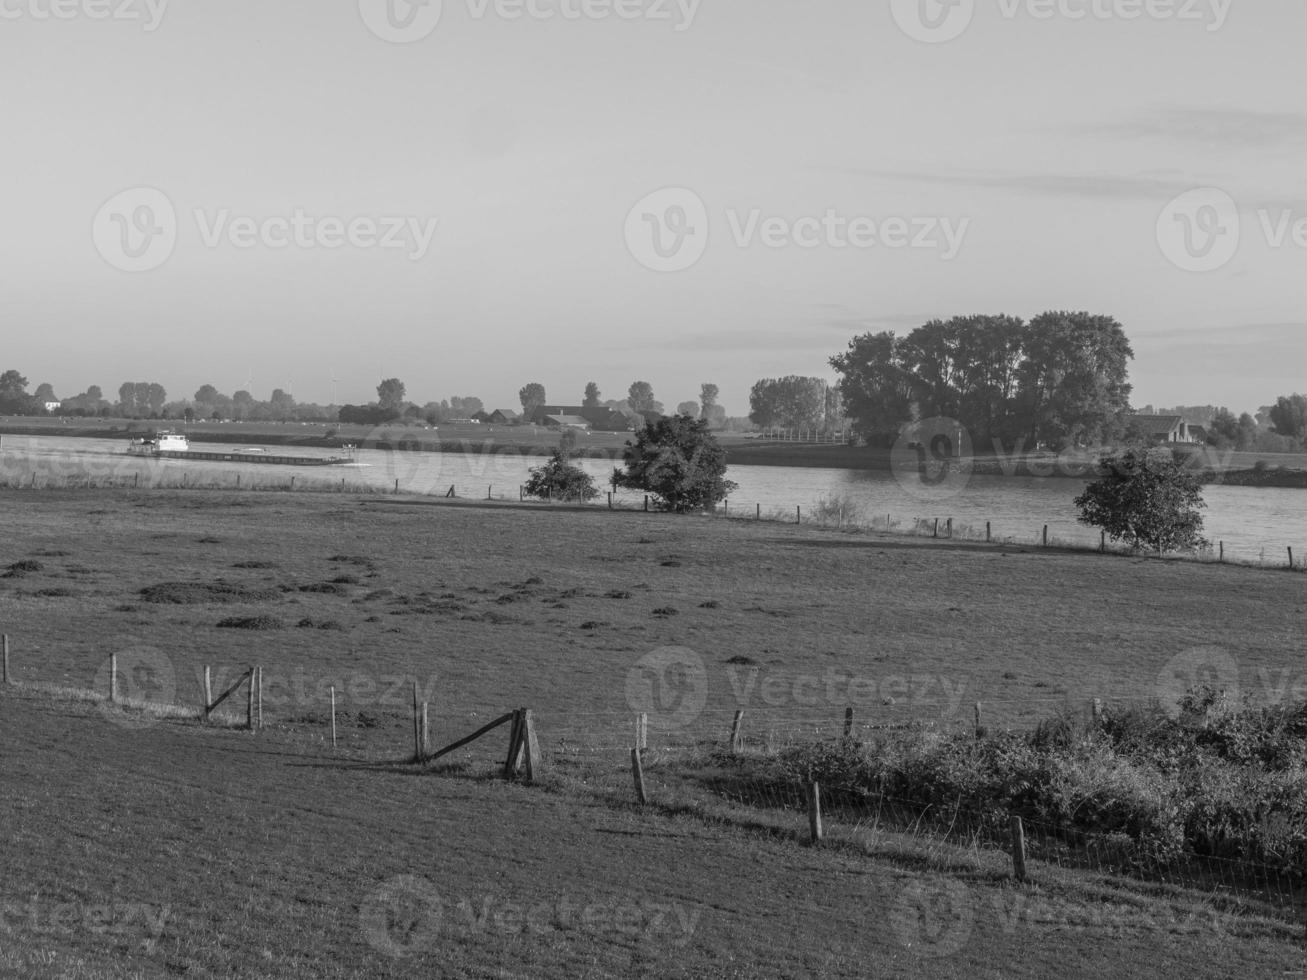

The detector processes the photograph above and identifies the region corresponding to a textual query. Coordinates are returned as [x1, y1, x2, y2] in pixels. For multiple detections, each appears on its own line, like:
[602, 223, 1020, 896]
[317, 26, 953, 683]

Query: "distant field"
[2, 490, 1305, 977]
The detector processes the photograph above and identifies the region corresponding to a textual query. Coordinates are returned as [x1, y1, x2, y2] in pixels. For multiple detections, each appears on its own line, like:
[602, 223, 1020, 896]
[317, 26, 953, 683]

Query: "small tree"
[524, 450, 598, 502]
[614, 416, 737, 513]
[1075, 449, 1208, 553]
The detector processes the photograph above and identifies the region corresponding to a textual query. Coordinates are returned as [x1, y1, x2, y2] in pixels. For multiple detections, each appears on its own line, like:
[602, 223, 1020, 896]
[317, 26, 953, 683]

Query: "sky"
[2, 0, 1305, 417]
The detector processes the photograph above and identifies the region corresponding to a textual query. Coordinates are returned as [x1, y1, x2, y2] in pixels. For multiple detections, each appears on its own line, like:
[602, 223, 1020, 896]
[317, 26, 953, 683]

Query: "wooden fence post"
[986, 521, 991, 543]
[1290, 547, 1296, 570]
[756, 503, 761, 521]
[947, 517, 953, 539]
[631, 748, 647, 805]
[247, 667, 255, 730]
[1010, 815, 1027, 882]
[203, 666, 212, 721]
[256, 666, 263, 729]
[730, 710, 745, 754]
[607, 492, 613, 510]
[2, 634, 9, 685]
[933, 518, 939, 539]
[422, 702, 430, 758]
[808, 782, 823, 843]
[974, 702, 983, 739]
[796, 506, 801, 524]
[1091, 698, 1103, 726]
[412, 682, 422, 762]
[1219, 541, 1224, 563]
[644, 495, 649, 512]
[635, 712, 648, 751]
[1100, 530, 1106, 554]
[1042, 525, 1048, 548]
[843, 707, 854, 740]
[330, 685, 337, 749]
[109, 653, 117, 703]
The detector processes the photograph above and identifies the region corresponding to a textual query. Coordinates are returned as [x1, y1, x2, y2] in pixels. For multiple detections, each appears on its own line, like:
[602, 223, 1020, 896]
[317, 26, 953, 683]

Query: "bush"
[809, 493, 864, 528]
[523, 451, 599, 502]
[613, 415, 737, 513]
[1075, 448, 1208, 553]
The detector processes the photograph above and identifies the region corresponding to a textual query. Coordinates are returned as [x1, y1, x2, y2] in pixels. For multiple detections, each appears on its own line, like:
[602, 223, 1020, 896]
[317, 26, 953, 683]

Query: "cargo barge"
[127, 431, 355, 466]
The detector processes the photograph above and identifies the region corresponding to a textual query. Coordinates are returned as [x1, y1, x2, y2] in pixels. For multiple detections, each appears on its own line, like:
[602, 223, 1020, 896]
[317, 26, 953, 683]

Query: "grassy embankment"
[1, 489, 1306, 978]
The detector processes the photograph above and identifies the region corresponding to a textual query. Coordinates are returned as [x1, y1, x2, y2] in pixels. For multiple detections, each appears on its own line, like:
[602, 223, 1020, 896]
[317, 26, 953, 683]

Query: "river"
[2, 434, 1303, 565]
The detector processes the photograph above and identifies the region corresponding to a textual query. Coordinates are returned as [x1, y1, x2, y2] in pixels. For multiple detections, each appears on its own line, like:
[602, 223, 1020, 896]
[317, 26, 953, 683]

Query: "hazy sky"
[3, 0, 1304, 416]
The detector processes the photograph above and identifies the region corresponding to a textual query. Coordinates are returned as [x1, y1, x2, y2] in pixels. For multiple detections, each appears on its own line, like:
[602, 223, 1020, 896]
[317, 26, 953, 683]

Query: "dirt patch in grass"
[140, 582, 283, 604]
[216, 615, 284, 630]
[296, 618, 346, 631]
[233, 560, 278, 569]
[4, 560, 44, 578]
[298, 582, 348, 595]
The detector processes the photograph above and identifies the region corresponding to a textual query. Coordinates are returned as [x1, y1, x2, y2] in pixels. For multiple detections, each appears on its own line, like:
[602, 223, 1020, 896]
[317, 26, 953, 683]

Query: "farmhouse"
[1130, 414, 1203, 444]
[528, 406, 637, 432]
[487, 409, 519, 425]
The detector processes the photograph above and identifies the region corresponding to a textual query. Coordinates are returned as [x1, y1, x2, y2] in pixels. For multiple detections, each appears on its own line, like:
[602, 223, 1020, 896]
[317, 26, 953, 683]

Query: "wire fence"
[7, 645, 1304, 930]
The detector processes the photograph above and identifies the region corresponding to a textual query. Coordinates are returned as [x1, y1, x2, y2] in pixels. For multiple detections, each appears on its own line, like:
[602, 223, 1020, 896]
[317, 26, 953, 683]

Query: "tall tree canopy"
[748, 376, 828, 428]
[830, 312, 1133, 450]
[519, 382, 547, 416]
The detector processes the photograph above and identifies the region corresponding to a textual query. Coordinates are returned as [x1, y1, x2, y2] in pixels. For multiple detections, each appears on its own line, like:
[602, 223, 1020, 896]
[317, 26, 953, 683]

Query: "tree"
[748, 376, 826, 429]
[524, 450, 599, 502]
[1017, 311, 1133, 449]
[1075, 449, 1208, 553]
[146, 383, 167, 415]
[269, 388, 296, 417]
[831, 333, 915, 445]
[377, 378, 406, 413]
[0, 370, 35, 413]
[583, 382, 602, 409]
[34, 383, 56, 403]
[195, 384, 221, 404]
[699, 384, 719, 418]
[627, 381, 660, 415]
[449, 396, 484, 417]
[1268, 394, 1307, 441]
[519, 382, 547, 418]
[614, 415, 737, 512]
[676, 401, 699, 417]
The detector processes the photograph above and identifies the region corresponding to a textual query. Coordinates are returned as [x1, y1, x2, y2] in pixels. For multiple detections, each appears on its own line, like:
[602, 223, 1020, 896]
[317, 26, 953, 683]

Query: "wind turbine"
[330, 370, 340, 406]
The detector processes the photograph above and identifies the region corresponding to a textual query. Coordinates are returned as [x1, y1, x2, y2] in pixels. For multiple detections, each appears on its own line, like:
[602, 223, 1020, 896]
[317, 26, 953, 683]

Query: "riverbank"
[5, 420, 1307, 486]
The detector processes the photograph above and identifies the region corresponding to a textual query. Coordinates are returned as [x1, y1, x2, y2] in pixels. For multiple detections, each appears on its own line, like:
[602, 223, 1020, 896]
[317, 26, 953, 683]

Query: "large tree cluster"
[830, 312, 1134, 450]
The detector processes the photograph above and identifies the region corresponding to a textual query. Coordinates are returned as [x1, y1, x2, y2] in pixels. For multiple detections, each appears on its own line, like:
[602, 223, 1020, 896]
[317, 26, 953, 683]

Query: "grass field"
[2, 488, 1306, 977]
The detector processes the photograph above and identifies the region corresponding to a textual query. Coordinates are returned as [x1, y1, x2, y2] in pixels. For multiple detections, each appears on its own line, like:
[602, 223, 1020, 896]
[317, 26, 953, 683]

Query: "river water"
[2, 434, 1303, 565]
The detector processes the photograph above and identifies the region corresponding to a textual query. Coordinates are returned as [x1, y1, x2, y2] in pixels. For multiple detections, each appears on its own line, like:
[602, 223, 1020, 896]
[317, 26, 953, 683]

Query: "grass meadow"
[1, 487, 1306, 978]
